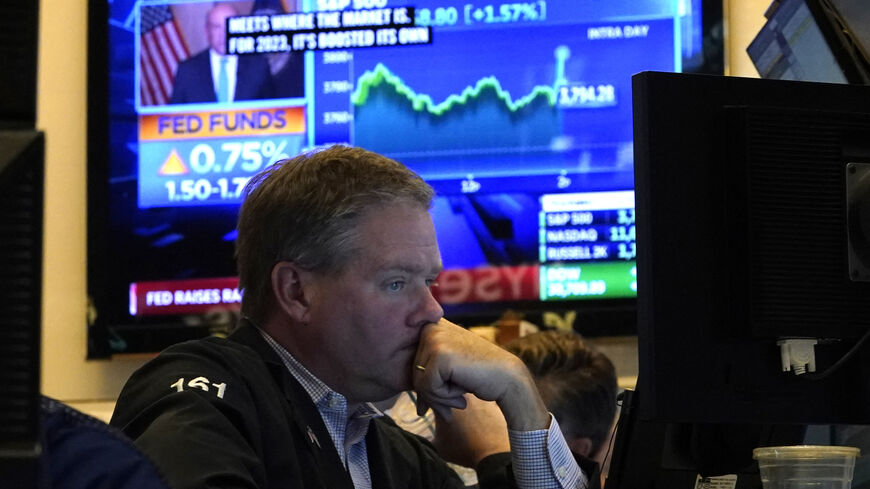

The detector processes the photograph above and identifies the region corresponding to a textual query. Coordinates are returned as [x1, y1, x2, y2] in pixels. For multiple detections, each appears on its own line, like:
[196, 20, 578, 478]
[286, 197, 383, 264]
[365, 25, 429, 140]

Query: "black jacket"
[110, 323, 516, 489]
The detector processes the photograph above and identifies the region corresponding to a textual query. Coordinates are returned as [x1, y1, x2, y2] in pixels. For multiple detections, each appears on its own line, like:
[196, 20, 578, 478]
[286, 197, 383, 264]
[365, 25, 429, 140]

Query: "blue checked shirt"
[260, 329, 587, 489]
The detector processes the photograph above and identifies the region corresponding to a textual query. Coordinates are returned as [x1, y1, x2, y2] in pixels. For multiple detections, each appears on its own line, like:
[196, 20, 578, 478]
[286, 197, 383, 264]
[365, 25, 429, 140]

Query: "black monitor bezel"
[632, 71, 870, 426]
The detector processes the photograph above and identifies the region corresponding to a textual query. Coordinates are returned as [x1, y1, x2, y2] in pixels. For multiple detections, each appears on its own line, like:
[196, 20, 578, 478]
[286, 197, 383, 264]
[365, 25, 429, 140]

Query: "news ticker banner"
[539, 191, 637, 263]
[138, 107, 305, 208]
[225, 6, 431, 54]
[131, 261, 635, 316]
[130, 277, 242, 316]
[536, 191, 637, 299]
[539, 262, 636, 301]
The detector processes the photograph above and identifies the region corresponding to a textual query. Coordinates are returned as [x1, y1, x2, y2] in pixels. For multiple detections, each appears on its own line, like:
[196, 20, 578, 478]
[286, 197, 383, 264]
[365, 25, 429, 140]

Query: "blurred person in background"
[504, 329, 618, 486]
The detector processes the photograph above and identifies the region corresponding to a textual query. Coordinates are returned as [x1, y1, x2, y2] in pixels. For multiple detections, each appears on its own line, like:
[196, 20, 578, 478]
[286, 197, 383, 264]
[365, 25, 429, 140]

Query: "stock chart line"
[350, 45, 571, 116]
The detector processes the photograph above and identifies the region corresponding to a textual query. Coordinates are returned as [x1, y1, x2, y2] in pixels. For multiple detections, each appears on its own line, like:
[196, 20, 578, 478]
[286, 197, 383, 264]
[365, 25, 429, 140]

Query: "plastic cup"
[753, 445, 860, 489]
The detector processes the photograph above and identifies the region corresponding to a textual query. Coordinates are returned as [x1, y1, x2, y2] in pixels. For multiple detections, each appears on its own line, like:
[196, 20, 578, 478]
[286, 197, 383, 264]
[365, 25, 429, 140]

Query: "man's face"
[206, 5, 236, 55]
[300, 202, 444, 404]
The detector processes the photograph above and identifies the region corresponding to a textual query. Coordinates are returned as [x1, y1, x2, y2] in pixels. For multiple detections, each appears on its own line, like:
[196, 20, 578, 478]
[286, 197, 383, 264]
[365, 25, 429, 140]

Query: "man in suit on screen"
[170, 3, 275, 104]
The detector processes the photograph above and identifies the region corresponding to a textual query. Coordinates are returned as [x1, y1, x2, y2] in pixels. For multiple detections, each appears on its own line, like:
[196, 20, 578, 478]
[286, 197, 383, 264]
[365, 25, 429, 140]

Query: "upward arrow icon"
[158, 149, 190, 176]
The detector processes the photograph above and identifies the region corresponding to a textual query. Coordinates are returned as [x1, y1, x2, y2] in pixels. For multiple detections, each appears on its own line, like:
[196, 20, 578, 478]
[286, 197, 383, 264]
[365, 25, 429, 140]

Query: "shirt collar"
[256, 327, 382, 421]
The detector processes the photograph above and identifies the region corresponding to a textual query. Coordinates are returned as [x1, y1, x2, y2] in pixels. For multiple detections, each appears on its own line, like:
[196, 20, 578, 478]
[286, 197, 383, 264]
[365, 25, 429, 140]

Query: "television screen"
[88, 0, 723, 356]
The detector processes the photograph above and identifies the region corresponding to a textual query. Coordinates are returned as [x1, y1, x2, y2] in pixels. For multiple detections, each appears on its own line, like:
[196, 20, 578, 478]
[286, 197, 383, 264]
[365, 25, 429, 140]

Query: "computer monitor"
[747, 0, 870, 84]
[632, 71, 870, 427]
[0, 3, 39, 128]
[0, 130, 45, 488]
[604, 70, 870, 489]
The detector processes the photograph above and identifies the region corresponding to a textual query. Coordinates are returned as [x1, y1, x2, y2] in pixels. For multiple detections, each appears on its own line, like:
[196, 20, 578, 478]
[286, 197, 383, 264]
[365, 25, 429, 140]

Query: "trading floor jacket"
[110, 322, 518, 489]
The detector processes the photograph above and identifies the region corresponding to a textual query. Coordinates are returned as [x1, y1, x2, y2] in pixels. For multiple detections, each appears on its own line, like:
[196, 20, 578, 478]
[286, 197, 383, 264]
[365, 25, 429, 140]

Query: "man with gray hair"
[111, 145, 591, 488]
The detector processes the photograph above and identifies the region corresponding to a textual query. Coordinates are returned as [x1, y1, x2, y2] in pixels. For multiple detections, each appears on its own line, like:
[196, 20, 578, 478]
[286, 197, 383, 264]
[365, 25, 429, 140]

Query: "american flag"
[140, 5, 189, 105]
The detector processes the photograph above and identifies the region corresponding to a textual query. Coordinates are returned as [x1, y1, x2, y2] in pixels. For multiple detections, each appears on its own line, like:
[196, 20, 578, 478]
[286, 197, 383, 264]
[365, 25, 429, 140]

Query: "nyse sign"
[432, 265, 539, 304]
